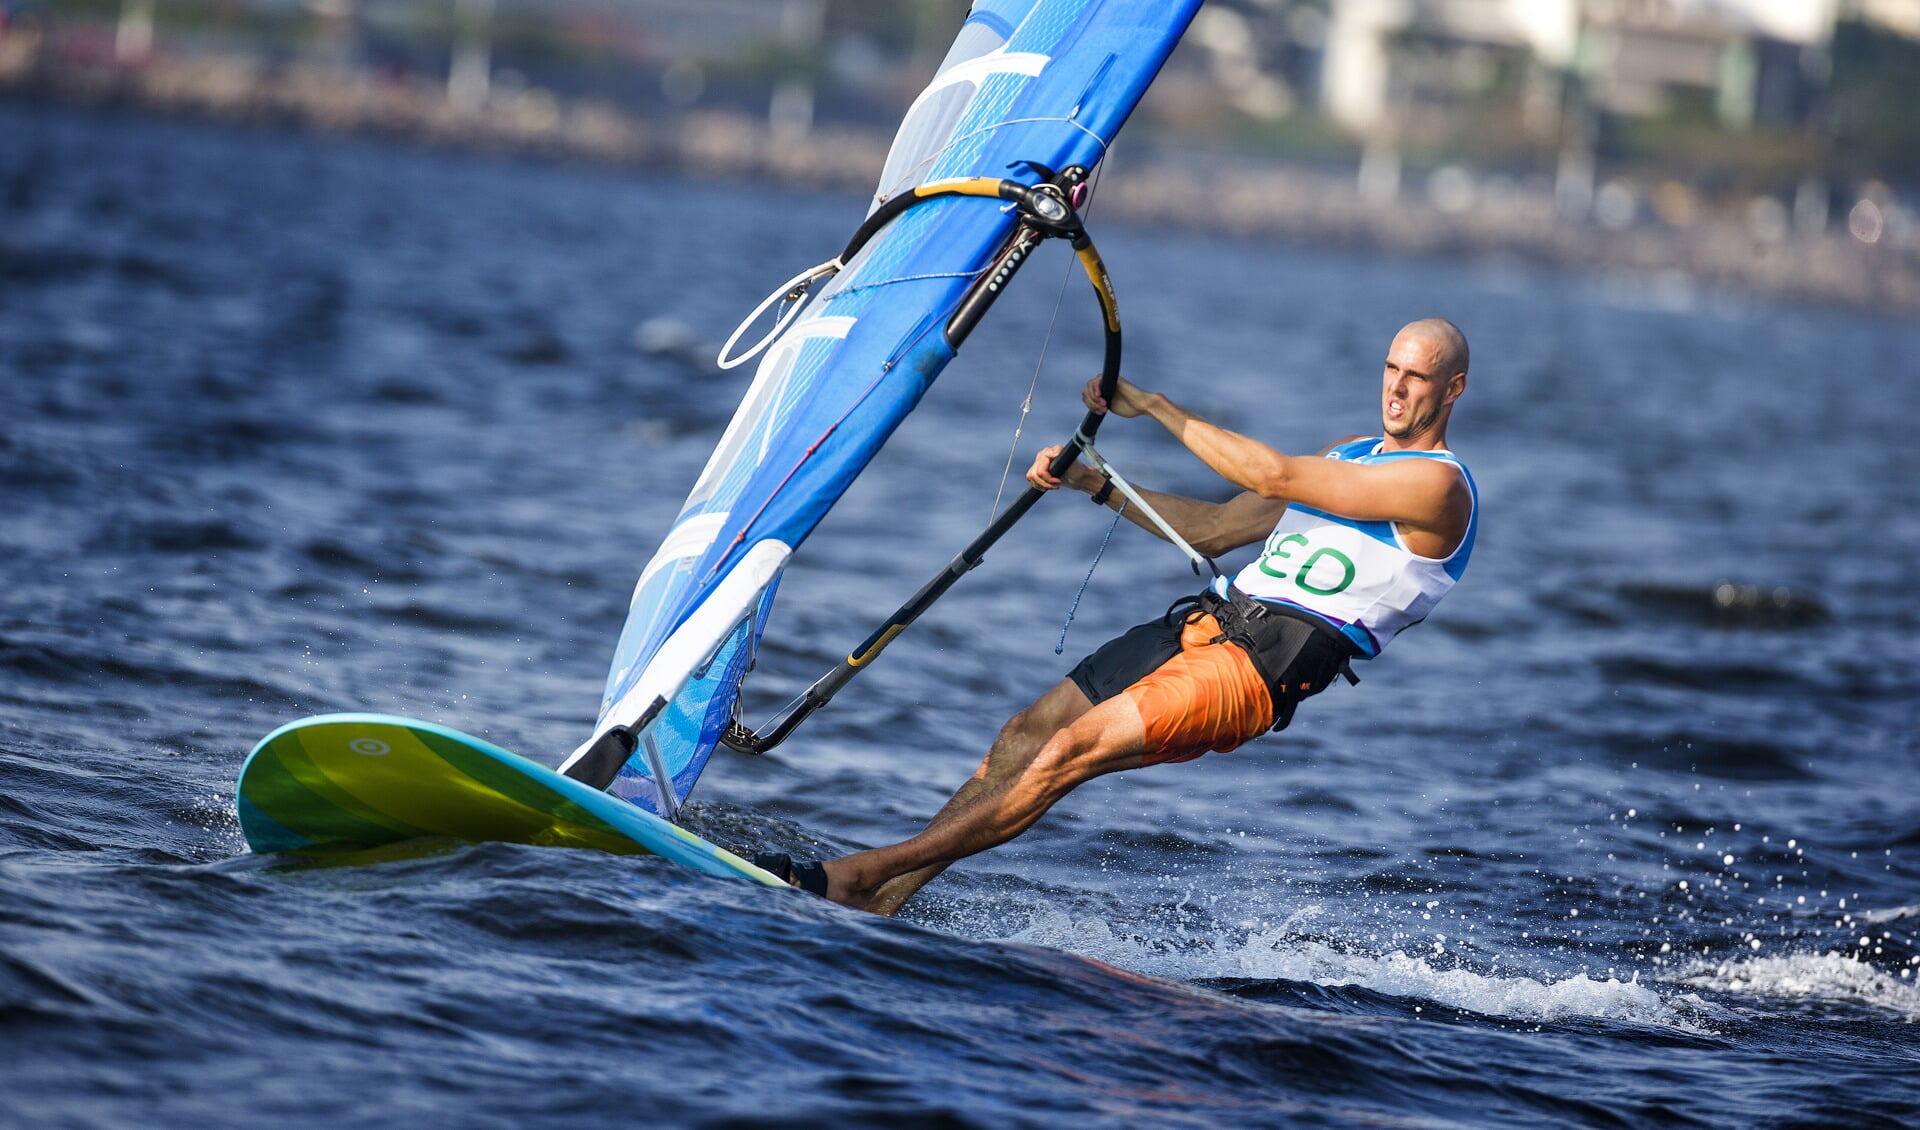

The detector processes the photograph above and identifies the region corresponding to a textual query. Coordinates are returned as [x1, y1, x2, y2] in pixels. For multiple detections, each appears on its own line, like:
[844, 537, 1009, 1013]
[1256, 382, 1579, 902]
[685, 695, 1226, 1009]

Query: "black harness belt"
[1177, 586, 1362, 730]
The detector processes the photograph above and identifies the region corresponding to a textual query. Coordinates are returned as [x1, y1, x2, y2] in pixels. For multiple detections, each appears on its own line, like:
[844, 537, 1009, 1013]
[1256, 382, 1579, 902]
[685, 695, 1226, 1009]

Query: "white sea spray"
[1007, 905, 1689, 1027]
[1669, 951, 1920, 1020]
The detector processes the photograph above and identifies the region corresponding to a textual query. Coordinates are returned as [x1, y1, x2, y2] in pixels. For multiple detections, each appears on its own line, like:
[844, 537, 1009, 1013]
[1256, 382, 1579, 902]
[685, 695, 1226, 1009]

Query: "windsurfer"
[770, 319, 1476, 913]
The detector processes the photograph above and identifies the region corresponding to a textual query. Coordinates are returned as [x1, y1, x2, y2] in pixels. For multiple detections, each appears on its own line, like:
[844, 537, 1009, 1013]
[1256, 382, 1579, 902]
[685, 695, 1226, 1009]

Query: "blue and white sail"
[561, 0, 1201, 815]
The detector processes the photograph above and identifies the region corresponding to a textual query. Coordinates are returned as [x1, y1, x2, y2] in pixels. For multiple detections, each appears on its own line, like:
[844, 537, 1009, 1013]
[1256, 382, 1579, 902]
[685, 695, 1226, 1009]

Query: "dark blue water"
[4, 102, 1918, 1127]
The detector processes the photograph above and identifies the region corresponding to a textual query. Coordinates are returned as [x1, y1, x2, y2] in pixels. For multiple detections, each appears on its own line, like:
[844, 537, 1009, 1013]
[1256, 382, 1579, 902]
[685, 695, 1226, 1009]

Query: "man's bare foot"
[819, 859, 875, 912]
[751, 852, 876, 912]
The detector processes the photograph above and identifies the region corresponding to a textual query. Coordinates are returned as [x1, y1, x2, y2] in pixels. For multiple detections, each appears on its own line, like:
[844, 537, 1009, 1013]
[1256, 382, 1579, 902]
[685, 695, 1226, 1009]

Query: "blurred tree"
[826, 0, 964, 58]
[1828, 18, 1920, 181]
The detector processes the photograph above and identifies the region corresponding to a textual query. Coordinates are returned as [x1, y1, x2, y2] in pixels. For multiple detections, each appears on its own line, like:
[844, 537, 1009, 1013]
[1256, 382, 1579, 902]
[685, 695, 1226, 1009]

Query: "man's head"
[1380, 318, 1468, 446]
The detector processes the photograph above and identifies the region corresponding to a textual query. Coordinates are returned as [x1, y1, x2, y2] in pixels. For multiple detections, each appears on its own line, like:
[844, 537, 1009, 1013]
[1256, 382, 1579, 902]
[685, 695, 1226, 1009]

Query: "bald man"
[758, 320, 1478, 913]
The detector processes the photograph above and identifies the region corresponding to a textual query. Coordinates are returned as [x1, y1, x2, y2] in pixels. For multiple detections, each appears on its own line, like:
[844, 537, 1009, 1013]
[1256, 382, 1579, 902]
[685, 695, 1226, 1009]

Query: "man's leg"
[822, 687, 1149, 912]
[864, 678, 1094, 916]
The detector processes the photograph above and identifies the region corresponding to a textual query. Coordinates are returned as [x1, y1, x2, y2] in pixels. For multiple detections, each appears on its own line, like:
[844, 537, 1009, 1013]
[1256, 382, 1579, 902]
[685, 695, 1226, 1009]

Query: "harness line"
[1078, 440, 1220, 577]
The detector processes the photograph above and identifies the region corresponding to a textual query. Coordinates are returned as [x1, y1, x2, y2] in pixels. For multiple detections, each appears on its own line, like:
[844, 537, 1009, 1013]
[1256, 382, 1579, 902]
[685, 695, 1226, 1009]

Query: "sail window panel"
[631, 512, 729, 599]
[697, 325, 850, 518]
[683, 345, 801, 514]
[872, 19, 1008, 202]
[874, 82, 982, 203]
[839, 62, 1049, 293]
[938, 16, 1011, 73]
[758, 330, 849, 459]
[686, 319, 840, 515]
[597, 553, 700, 710]
[877, 51, 1051, 201]
[925, 68, 1041, 183]
[606, 609, 759, 816]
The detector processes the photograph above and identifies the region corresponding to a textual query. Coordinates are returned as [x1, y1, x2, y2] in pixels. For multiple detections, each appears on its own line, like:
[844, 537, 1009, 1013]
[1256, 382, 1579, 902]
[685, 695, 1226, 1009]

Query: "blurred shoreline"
[6, 49, 1916, 318]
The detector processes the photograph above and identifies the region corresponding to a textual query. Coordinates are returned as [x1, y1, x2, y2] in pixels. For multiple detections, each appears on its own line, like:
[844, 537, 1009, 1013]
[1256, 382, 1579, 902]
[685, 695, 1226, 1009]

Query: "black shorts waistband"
[1180, 586, 1362, 686]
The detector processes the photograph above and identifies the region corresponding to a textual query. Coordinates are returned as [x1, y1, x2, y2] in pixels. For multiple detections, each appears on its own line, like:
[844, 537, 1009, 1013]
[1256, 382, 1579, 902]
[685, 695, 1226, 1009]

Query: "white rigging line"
[881, 108, 1118, 525]
[986, 157, 1108, 523]
[987, 255, 1075, 522]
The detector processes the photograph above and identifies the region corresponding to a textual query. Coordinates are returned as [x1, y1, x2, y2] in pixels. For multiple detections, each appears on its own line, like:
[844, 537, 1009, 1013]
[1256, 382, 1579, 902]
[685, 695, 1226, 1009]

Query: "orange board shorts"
[1071, 611, 1273, 766]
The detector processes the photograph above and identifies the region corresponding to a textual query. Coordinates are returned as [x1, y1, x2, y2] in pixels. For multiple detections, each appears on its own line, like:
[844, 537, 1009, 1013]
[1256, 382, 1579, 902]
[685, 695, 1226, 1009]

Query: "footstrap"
[750, 851, 831, 896]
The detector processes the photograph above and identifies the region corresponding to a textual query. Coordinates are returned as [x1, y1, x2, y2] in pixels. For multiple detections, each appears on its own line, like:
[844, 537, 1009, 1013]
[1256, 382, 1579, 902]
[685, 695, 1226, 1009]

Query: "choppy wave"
[1011, 905, 1689, 1026]
[1671, 952, 1920, 1020]
[4, 103, 1918, 1128]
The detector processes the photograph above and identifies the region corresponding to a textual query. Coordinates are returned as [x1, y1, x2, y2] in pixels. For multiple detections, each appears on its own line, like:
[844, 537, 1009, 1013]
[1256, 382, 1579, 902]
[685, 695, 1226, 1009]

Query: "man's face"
[1380, 329, 1459, 442]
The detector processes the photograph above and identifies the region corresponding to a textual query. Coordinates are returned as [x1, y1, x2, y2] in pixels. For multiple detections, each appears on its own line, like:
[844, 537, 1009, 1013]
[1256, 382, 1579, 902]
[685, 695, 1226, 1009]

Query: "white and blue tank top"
[1217, 437, 1477, 658]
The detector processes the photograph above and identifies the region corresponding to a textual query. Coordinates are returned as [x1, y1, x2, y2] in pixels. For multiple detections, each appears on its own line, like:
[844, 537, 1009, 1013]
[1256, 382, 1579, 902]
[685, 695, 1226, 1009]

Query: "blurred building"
[11, 0, 1916, 191]
[6, 0, 1916, 306]
[1318, 0, 1849, 139]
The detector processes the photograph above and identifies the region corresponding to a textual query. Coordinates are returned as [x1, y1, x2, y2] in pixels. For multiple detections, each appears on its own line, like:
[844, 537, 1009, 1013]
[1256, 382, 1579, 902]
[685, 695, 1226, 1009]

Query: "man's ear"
[1445, 371, 1466, 405]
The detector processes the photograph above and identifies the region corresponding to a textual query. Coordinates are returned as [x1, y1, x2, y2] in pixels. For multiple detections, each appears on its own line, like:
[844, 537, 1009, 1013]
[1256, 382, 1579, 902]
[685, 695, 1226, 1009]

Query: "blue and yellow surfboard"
[237, 714, 783, 885]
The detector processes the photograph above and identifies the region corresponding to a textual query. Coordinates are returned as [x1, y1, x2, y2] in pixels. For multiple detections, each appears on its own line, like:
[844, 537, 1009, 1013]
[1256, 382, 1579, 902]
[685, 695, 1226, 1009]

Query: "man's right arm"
[1027, 446, 1285, 558]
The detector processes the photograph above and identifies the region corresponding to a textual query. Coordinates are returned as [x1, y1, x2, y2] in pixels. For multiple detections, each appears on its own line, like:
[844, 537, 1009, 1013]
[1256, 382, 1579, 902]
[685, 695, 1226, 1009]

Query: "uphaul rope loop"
[717, 171, 1115, 374]
[716, 258, 842, 370]
[721, 166, 1129, 756]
